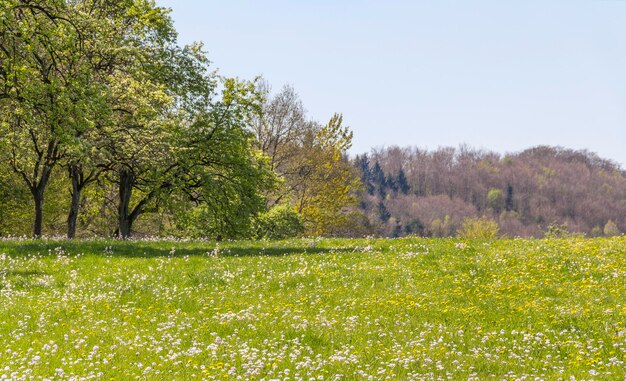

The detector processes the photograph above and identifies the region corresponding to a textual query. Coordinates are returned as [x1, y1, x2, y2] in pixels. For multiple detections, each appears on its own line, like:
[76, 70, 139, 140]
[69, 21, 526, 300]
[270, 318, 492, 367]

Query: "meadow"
[0, 237, 625, 380]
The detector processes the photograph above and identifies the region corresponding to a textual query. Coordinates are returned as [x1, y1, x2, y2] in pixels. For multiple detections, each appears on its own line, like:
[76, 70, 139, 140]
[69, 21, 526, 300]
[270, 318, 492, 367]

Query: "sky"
[155, 0, 626, 168]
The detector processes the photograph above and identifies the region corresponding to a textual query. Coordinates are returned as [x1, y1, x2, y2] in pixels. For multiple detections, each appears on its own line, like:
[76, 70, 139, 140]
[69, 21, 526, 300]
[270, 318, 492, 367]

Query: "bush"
[591, 226, 603, 237]
[543, 222, 586, 239]
[457, 216, 499, 239]
[543, 223, 570, 239]
[255, 204, 305, 239]
[603, 220, 620, 236]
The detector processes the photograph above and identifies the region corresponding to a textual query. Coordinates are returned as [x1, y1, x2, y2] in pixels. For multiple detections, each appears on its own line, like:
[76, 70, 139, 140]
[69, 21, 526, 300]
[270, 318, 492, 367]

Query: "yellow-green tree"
[252, 84, 361, 236]
[295, 114, 360, 236]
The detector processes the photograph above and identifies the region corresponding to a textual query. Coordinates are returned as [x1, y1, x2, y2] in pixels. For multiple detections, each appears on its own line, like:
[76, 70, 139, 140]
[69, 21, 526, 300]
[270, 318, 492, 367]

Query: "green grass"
[0, 237, 625, 380]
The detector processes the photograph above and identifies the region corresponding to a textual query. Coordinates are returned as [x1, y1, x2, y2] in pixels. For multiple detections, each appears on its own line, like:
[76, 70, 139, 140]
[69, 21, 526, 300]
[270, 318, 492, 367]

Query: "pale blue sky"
[156, 1, 626, 167]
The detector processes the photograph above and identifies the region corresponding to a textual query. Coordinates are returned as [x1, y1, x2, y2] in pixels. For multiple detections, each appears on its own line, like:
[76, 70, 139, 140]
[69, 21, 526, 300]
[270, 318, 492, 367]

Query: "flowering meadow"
[0, 237, 625, 380]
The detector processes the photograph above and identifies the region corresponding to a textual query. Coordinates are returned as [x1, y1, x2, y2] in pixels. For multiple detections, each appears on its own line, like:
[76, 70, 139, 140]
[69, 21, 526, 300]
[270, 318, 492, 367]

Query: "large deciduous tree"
[175, 78, 274, 239]
[0, 0, 102, 237]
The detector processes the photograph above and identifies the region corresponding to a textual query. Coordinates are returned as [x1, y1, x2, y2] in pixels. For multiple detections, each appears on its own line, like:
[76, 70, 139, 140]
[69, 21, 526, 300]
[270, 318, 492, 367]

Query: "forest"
[356, 145, 625, 237]
[1, 0, 624, 239]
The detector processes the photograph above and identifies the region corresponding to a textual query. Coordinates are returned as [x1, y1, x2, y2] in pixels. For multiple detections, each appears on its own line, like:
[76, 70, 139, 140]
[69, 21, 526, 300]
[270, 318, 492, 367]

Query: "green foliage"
[590, 226, 603, 237]
[0, 0, 95, 236]
[0, 169, 30, 236]
[253, 88, 361, 237]
[295, 114, 360, 236]
[176, 79, 276, 240]
[457, 216, 500, 239]
[0, 0, 282, 239]
[543, 223, 586, 239]
[254, 204, 304, 239]
[487, 188, 504, 211]
[603, 219, 620, 236]
[430, 215, 453, 237]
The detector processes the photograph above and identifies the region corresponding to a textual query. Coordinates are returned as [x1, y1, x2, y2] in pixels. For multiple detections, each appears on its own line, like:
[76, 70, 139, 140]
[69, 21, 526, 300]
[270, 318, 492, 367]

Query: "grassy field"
[0, 237, 625, 380]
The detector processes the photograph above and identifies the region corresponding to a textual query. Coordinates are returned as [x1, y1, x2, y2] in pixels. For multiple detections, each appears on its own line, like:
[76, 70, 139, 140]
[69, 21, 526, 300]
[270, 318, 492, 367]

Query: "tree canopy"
[0, 0, 359, 239]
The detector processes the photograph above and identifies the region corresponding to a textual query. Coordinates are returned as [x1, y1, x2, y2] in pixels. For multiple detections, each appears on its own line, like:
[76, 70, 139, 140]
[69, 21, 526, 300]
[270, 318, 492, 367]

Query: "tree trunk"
[33, 188, 44, 238]
[31, 167, 52, 238]
[118, 169, 134, 239]
[67, 166, 81, 239]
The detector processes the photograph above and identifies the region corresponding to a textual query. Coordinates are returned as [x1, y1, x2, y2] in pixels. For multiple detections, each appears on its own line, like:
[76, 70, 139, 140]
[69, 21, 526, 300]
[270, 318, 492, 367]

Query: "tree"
[251, 82, 308, 175]
[371, 161, 387, 198]
[386, 174, 398, 194]
[254, 203, 304, 239]
[355, 154, 374, 195]
[356, 145, 626, 238]
[404, 218, 425, 236]
[60, 0, 127, 238]
[377, 201, 390, 222]
[603, 220, 620, 236]
[0, 0, 174, 238]
[457, 216, 500, 239]
[85, 3, 257, 239]
[175, 78, 274, 239]
[396, 168, 410, 194]
[487, 188, 504, 213]
[294, 114, 360, 236]
[252, 85, 360, 236]
[505, 184, 514, 212]
[108, 81, 177, 238]
[82, 1, 182, 238]
[0, 0, 98, 237]
[0, 0, 284, 239]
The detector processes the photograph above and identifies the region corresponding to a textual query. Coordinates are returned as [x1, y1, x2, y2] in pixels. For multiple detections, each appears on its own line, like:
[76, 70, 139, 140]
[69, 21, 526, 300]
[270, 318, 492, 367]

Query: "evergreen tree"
[356, 154, 370, 179]
[397, 168, 410, 194]
[391, 221, 402, 238]
[372, 161, 387, 198]
[505, 184, 514, 211]
[404, 218, 425, 236]
[355, 154, 374, 195]
[386, 174, 398, 193]
[377, 201, 390, 222]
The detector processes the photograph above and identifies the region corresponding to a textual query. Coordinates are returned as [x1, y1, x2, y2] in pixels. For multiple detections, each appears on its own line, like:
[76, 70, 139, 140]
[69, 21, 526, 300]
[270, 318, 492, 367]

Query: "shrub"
[457, 216, 499, 239]
[603, 220, 620, 236]
[591, 226, 603, 237]
[255, 204, 305, 239]
[543, 222, 586, 239]
[543, 223, 570, 239]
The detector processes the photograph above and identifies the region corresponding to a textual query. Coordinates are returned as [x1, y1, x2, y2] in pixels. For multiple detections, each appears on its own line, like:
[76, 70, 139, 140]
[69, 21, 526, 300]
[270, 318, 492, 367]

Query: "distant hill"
[354, 146, 625, 237]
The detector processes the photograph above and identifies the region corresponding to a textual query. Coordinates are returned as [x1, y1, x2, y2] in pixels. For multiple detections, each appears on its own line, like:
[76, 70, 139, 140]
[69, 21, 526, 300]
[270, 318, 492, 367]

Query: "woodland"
[1, 0, 624, 239]
[356, 145, 625, 238]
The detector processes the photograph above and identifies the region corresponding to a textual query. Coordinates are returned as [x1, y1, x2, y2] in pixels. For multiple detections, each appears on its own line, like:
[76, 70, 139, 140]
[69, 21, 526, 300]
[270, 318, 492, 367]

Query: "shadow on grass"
[0, 241, 356, 258]
[0, 269, 47, 277]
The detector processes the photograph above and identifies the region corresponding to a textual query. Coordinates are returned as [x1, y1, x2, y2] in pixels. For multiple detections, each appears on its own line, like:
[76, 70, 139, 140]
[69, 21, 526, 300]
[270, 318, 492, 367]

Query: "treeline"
[2, 1, 623, 240]
[0, 0, 358, 239]
[354, 146, 625, 237]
